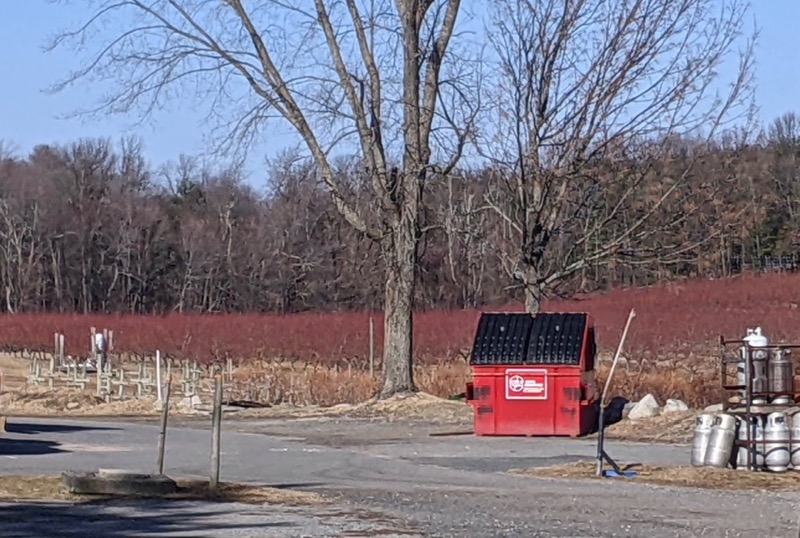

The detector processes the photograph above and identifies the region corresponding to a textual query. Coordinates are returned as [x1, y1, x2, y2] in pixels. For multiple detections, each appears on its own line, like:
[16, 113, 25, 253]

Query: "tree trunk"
[521, 265, 543, 314]
[379, 221, 418, 398]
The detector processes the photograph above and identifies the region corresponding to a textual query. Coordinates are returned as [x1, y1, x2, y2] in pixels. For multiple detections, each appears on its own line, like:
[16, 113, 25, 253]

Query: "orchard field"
[2, 272, 800, 407]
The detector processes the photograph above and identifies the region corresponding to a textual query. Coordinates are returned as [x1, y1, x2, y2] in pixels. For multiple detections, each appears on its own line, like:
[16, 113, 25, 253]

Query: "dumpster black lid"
[469, 313, 533, 365]
[469, 312, 589, 366]
[527, 312, 587, 365]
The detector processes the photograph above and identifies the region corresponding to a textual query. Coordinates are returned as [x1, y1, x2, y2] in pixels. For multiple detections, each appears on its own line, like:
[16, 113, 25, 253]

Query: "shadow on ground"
[0, 438, 67, 456]
[4, 422, 120, 435]
[0, 500, 299, 537]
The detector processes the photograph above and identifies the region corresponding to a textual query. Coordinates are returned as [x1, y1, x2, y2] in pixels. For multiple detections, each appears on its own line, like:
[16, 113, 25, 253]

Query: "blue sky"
[1, 1, 798, 181]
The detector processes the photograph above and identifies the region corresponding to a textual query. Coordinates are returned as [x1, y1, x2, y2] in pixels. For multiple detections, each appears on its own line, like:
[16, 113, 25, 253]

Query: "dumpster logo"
[505, 368, 548, 400]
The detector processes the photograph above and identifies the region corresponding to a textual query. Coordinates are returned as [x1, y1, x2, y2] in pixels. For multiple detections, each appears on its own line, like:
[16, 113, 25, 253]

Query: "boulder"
[662, 398, 690, 415]
[622, 402, 637, 419]
[627, 394, 660, 420]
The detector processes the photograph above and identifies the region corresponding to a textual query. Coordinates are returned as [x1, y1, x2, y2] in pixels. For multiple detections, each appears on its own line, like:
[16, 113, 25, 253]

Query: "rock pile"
[626, 393, 690, 419]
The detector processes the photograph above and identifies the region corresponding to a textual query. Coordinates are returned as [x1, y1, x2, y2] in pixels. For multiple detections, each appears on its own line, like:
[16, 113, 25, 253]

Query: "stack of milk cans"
[691, 327, 798, 472]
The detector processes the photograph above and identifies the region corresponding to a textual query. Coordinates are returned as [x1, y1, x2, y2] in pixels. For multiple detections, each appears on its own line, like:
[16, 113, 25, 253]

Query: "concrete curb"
[62, 470, 178, 497]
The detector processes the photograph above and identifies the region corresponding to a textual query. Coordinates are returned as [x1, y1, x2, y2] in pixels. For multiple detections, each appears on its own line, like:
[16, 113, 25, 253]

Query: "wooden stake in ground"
[210, 371, 223, 489]
[156, 376, 172, 475]
[155, 350, 163, 405]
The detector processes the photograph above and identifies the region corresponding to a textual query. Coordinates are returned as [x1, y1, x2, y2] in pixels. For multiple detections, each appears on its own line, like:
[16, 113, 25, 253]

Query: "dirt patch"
[1, 383, 472, 425]
[345, 392, 472, 422]
[602, 412, 696, 444]
[0, 475, 325, 505]
[233, 391, 472, 423]
[0, 386, 162, 417]
[512, 460, 800, 491]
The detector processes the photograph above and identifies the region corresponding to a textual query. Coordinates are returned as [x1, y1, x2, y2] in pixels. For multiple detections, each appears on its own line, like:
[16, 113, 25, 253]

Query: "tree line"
[2, 115, 798, 315]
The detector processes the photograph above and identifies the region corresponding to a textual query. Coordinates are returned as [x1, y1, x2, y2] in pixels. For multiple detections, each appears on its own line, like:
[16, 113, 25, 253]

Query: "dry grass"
[222, 391, 473, 424]
[596, 361, 721, 408]
[0, 349, 475, 418]
[0, 475, 325, 505]
[0, 380, 473, 424]
[227, 359, 470, 407]
[0, 476, 75, 501]
[173, 479, 325, 505]
[225, 354, 728, 410]
[512, 461, 800, 492]
[603, 411, 697, 444]
[0, 386, 162, 417]
[0, 353, 721, 418]
[0, 345, 743, 415]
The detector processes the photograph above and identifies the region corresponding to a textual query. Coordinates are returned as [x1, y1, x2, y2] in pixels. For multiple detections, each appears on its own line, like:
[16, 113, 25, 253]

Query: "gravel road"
[1, 415, 799, 537]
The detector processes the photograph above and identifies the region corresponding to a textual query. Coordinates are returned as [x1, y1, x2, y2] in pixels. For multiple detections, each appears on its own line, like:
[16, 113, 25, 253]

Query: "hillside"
[0, 272, 796, 362]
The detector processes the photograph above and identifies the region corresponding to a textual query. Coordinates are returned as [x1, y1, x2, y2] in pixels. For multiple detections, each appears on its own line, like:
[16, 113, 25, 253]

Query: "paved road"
[1, 416, 799, 537]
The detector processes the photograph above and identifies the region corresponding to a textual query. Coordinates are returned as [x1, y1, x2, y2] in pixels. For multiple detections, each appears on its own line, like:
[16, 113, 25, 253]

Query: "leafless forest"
[1, 113, 798, 315]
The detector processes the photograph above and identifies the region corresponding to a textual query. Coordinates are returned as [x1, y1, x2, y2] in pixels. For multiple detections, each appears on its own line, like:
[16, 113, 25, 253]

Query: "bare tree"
[479, 0, 755, 312]
[47, 0, 476, 396]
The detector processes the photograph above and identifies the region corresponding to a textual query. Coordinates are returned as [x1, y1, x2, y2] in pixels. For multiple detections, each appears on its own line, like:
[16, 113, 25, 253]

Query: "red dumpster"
[465, 312, 598, 437]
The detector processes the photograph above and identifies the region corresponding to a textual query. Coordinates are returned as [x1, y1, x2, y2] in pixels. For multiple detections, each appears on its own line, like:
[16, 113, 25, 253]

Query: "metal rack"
[719, 336, 800, 471]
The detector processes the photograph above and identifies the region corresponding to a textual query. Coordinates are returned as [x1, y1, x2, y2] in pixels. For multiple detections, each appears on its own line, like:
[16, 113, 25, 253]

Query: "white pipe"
[600, 308, 637, 409]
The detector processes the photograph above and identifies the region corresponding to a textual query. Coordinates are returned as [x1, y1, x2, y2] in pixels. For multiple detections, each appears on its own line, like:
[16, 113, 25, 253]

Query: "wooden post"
[210, 371, 223, 489]
[48, 355, 55, 389]
[369, 316, 375, 377]
[156, 377, 172, 475]
[90, 327, 101, 395]
[155, 350, 163, 404]
[58, 333, 65, 366]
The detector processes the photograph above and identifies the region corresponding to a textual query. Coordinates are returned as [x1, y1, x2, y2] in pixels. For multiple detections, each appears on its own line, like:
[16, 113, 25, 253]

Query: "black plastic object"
[527, 312, 587, 365]
[469, 313, 534, 365]
[469, 312, 589, 366]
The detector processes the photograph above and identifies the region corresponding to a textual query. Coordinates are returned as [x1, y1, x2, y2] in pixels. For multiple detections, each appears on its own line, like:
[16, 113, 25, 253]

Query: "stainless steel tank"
[764, 412, 791, 472]
[739, 328, 770, 404]
[752, 351, 770, 405]
[737, 415, 765, 471]
[691, 414, 714, 467]
[704, 413, 737, 468]
[769, 349, 794, 404]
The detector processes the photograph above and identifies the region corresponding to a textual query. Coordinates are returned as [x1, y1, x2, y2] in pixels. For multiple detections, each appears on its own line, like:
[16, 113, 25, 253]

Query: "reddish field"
[2, 273, 799, 407]
[0, 272, 798, 362]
